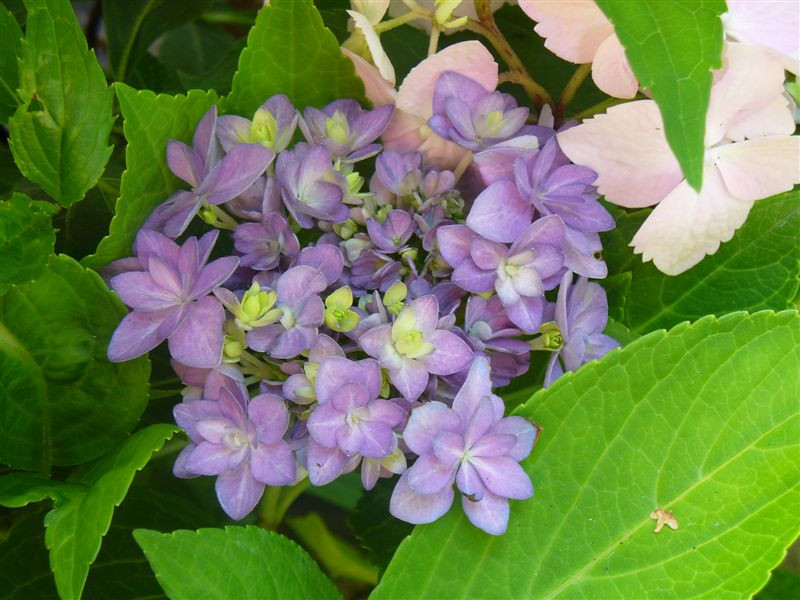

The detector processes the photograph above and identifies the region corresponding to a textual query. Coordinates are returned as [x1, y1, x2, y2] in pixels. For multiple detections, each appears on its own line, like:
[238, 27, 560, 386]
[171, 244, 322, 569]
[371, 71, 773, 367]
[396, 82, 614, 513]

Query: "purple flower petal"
[277, 265, 327, 307]
[407, 453, 457, 494]
[250, 441, 296, 486]
[451, 357, 493, 422]
[307, 439, 348, 485]
[167, 140, 204, 188]
[461, 491, 509, 535]
[421, 330, 473, 375]
[111, 271, 177, 310]
[168, 296, 224, 368]
[189, 256, 239, 299]
[107, 309, 171, 362]
[431, 430, 465, 466]
[436, 224, 477, 267]
[490, 417, 539, 462]
[390, 471, 455, 525]
[472, 455, 533, 499]
[199, 143, 274, 205]
[357, 420, 396, 458]
[216, 114, 252, 152]
[215, 462, 265, 520]
[186, 441, 241, 476]
[467, 180, 532, 243]
[505, 296, 544, 333]
[307, 403, 344, 448]
[248, 394, 289, 443]
[193, 105, 219, 167]
[470, 238, 507, 270]
[389, 358, 430, 402]
[452, 260, 496, 293]
[456, 461, 485, 501]
[402, 401, 461, 456]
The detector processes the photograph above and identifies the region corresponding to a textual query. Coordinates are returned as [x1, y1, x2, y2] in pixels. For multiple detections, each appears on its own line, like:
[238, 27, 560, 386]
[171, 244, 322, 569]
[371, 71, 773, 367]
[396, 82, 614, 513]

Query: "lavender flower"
[306, 357, 406, 485]
[366, 209, 416, 252]
[233, 212, 300, 270]
[300, 99, 393, 162]
[107, 230, 238, 367]
[390, 357, 538, 535]
[359, 295, 473, 401]
[217, 94, 299, 153]
[543, 271, 620, 386]
[247, 265, 327, 359]
[438, 216, 566, 332]
[428, 72, 528, 151]
[375, 151, 423, 196]
[144, 106, 274, 237]
[513, 138, 614, 278]
[173, 381, 296, 520]
[276, 143, 349, 228]
[282, 334, 344, 405]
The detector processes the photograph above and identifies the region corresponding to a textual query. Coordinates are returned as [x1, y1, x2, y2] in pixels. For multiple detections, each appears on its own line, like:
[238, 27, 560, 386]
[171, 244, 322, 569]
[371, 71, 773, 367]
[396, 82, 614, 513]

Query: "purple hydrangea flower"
[145, 106, 274, 237]
[217, 94, 299, 154]
[375, 151, 423, 196]
[247, 266, 327, 359]
[513, 138, 614, 278]
[350, 249, 403, 292]
[306, 357, 406, 485]
[366, 210, 416, 252]
[544, 271, 620, 386]
[438, 216, 565, 332]
[359, 295, 473, 401]
[390, 357, 538, 535]
[107, 230, 238, 367]
[233, 212, 300, 270]
[282, 334, 344, 405]
[300, 99, 393, 162]
[276, 143, 349, 228]
[173, 381, 296, 520]
[428, 72, 528, 151]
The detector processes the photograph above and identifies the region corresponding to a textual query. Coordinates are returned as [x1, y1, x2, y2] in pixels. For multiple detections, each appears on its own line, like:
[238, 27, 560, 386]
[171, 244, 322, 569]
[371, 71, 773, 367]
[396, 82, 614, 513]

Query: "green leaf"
[0, 193, 57, 293]
[0, 4, 23, 122]
[374, 311, 800, 599]
[224, 0, 365, 116]
[0, 254, 150, 470]
[595, 0, 725, 190]
[82, 85, 218, 269]
[8, 0, 114, 206]
[348, 478, 413, 573]
[134, 526, 342, 599]
[0, 509, 58, 599]
[0, 472, 83, 507]
[44, 424, 177, 600]
[603, 192, 800, 333]
[287, 512, 378, 585]
[103, 0, 212, 83]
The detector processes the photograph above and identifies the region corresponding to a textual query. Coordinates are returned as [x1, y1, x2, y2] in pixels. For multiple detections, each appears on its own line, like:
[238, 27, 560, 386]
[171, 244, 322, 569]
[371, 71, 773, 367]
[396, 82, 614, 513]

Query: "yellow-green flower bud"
[223, 336, 243, 363]
[530, 322, 564, 352]
[383, 281, 407, 316]
[324, 286, 360, 332]
[434, 0, 463, 25]
[235, 282, 282, 330]
[325, 111, 351, 146]
[333, 218, 358, 240]
[250, 107, 279, 148]
[199, 206, 221, 227]
[345, 171, 364, 195]
[380, 368, 391, 398]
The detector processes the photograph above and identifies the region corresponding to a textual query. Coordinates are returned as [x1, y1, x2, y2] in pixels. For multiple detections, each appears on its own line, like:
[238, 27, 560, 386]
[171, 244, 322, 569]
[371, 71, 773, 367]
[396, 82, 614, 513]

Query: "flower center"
[251, 107, 279, 148]
[223, 428, 251, 451]
[325, 111, 351, 145]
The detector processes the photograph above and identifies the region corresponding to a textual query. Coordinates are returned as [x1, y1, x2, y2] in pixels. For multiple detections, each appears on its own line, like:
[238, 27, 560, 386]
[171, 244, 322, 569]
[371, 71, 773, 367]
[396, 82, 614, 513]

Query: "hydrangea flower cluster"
[106, 75, 618, 534]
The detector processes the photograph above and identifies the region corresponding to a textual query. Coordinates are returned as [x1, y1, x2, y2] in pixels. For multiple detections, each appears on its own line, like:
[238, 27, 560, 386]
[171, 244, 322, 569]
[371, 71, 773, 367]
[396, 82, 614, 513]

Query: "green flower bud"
[324, 286, 361, 332]
[235, 282, 282, 330]
[250, 107, 279, 148]
[325, 111, 351, 146]
[383, 281, 407, 316]
[530, 322, 564, 352]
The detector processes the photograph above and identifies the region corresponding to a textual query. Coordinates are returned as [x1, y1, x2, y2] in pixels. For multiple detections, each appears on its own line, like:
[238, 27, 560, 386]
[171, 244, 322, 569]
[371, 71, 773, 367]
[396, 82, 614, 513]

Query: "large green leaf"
[82, 86, 218, 269]
[134, 526, 342, 599]
[0, 472, 83, 507]
[8, 0, 114, 206]
[103, 0, 212, 83]
[44, 424, 177, 600]
[595, 0, 725, 190]
[224, 0, 365, 116]
[0, 193, 57, 293]
[0, 4, 23, 122]
[0, 254, 150, 470]
[602, 192, 800, 333]
[374, 311, 800, 599]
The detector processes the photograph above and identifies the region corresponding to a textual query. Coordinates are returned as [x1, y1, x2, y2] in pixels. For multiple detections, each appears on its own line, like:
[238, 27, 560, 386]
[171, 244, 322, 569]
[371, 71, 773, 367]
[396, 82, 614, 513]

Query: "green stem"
[258, 479, 311, 531]
[374, 9, 430, 33]
[428, 24, 442, 56]
[554, 63, 591, 125]
[572, 94, 645, 121]
[115, 0, 157, 82]
[201, 9, 258, 26]
[465, 0, 552, 110]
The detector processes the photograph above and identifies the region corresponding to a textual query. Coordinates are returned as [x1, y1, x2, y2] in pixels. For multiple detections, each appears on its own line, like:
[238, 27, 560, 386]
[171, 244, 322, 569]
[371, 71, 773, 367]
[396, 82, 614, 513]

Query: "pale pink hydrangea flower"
[343, 41, 499, 169]
[518, 0, 800, 98]
[557, 43, 800, 275]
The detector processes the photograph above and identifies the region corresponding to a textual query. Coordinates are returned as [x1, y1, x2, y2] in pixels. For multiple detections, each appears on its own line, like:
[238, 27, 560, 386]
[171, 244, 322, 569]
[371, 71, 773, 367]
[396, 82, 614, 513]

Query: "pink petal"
[518, 0, 613, 63]
[557, 100, 683, 208]
[723, 1, 800, 75]
[706, 43, 788, 146]
[396, 41, 498, 119]
[390, 471, 455, 525]
[713, 135, 800, 202]
[591, 34, 639, 99]
[631, 166, 754, 275]
[342, 48, 397, 107]
[724, 94, 795, 142]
